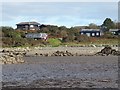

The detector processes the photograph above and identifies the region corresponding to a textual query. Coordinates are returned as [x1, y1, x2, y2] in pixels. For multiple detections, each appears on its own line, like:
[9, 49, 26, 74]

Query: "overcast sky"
[1, 2, 118, 28]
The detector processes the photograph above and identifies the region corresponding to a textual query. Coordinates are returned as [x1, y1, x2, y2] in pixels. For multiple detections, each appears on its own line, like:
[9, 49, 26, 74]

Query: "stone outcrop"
[35, 50, 92, 57]
[51, 51, 74, 56]
[0, 48, 27, 64]
[0, 53, 24, 64]
[1, 49, 28, 56]
[0, 47, 28, 64]
[95, 46, 120, 56]
[34, 51, 75, 57]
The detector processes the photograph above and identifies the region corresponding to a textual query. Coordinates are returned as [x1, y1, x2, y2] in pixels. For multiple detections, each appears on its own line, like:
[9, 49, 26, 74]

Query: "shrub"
[76, 35, 90, 42]
[101, 32, 117, 39]
[47, 38, 61, 47]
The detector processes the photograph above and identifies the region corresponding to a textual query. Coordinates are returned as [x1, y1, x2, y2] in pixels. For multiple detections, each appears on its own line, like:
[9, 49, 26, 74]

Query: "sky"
[1, 2, 118, 28]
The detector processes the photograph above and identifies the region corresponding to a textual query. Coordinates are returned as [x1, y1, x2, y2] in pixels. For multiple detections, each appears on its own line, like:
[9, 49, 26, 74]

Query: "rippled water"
[2, 56, 118, 88]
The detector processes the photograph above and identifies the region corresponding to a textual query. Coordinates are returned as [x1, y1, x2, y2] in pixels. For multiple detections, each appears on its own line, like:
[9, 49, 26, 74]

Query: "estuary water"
[2, 56, 118, 88]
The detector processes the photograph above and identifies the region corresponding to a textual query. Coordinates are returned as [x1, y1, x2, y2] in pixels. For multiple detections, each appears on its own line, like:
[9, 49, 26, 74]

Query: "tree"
[1, 26, 14, 37]
[1, 26, 29, 47]
[102, 18, 115, 31]
[89, 23, 99, 29]
[59, 26, 68, 31]
[38, 27, 49, 33]
[60, 30, 68, 38]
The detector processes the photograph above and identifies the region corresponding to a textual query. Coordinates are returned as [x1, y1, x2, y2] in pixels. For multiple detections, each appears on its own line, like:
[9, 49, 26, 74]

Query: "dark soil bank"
[2, 56, 119, 89]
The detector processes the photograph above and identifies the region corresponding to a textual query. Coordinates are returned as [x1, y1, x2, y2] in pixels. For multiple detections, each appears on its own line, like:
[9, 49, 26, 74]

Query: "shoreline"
[23, 47, 119, 56]
[0, 46, 119, 64]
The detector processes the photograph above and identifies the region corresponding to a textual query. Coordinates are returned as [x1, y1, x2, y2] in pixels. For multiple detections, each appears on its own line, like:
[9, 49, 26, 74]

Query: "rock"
[111, 49, 117, 55]
[101, 46, 112, 55]
[38, 50, 82, 57]
[35, 53, 38, 56]
[40, 53, 43, 56]
[44, 54, 49, 57]
[0, 53, 25, 64]
[95, 46, 120, 56]
[50, 50, 74, 56]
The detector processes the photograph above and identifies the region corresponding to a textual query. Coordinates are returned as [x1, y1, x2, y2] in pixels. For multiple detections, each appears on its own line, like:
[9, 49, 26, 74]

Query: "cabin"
[80, 29, 102, 37]
[109, 29, 120, 35]
[25, 33, 48, 40]
[16, 22, 40, 30]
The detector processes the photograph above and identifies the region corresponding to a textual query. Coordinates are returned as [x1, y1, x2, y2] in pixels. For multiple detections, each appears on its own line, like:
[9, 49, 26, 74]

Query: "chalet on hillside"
[109, 29, 120, 35]
[80, 29, 103, 37]
[16, 22, 40, 30]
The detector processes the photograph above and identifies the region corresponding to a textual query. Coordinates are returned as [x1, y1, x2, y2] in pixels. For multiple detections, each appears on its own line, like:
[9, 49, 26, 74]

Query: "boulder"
[0, 53, 25, 64]
[51, 51, 74, 56]
[95, 46, 120, 56]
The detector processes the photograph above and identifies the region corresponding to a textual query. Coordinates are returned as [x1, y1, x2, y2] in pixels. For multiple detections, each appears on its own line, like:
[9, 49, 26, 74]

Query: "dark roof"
[80, 31, 100, 33]
[109, 29, 119, 32]
[16, 22, 40, 25]
[81, 29, 100, 31]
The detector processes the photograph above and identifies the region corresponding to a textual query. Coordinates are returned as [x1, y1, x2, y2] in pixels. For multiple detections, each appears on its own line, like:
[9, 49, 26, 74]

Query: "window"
[86, 33, 90, 36]
[92, 33, 95, 36]
[81, 33, 83, 35]
[30, 25, 34, 27]
[96, 33, 99, 36]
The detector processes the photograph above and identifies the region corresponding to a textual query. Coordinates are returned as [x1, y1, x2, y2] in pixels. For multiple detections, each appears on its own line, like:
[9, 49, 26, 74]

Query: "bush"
[76, 35, 90, 42]
[101, 32, 117, 39]
[47, 38, 61, 47]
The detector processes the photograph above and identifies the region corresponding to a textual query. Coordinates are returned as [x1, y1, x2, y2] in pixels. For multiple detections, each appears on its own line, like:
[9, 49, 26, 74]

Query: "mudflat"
[2, 56, 118, 88]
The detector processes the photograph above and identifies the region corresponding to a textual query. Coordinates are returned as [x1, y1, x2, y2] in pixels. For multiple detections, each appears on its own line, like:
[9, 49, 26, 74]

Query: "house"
[109, 29, 120, 35]
[80, 29, 103, 37]
[25, 33, 48, 40]
[16, 22, 40, 30]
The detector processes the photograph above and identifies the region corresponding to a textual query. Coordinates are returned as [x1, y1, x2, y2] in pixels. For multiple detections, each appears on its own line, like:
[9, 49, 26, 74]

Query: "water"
[2, 56, 118, 88]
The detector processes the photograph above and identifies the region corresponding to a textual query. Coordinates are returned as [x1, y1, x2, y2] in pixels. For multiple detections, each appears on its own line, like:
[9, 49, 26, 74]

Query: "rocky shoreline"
[25, 46, 120, 57]
[0, 46, 119, 64]
[0, 53, 24, 64]
[0, 47, 29, 64]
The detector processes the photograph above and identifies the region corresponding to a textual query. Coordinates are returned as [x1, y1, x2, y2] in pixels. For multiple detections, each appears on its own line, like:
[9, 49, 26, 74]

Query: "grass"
[61, 38, 118, 47]
[47, 38, 62, 47]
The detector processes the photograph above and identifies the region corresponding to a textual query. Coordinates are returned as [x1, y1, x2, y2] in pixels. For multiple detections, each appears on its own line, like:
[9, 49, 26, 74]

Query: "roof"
[109, 29, 119, 32]
[25, 33, 48, 39]
[16, 22, 40, 25]
[81, 29, 100, 31]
